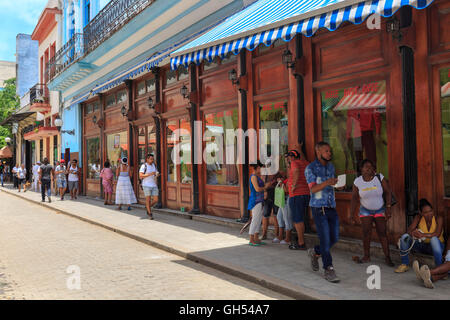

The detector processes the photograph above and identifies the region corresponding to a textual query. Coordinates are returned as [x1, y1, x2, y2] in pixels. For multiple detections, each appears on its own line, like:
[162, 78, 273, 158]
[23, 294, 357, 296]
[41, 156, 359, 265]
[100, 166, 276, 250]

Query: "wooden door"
[165, 118, 192, 210]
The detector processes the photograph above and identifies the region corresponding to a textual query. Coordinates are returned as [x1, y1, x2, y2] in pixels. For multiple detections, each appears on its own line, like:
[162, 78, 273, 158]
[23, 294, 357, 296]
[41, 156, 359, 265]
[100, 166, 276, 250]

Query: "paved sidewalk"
[1, 185, 448, 300]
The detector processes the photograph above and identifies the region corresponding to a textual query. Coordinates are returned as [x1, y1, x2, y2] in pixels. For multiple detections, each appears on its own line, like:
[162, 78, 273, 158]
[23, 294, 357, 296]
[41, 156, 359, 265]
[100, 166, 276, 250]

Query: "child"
[100, 161, 114, 205]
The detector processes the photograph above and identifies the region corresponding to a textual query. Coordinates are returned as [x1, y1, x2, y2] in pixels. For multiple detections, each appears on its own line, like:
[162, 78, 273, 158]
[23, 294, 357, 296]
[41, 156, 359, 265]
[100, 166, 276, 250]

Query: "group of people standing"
[246, 141, 450, 286]
[99, 153, 159, 219]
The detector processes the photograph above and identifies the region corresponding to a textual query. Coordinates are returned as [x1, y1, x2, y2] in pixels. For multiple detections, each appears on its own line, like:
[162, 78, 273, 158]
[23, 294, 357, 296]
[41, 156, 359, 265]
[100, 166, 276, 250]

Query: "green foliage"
[0, 78, 19, 147]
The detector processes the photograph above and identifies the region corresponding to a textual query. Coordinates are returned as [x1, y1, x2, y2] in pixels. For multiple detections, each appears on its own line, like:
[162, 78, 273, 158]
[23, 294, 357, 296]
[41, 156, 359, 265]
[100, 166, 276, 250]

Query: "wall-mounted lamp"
[92, 115, 97, 124]
[121, 105, 128, 117]
[180, 85, 189, 99]
[55, 117, 75, 135]
[228, 69, 239, 85]
[282, 49, 295, 69]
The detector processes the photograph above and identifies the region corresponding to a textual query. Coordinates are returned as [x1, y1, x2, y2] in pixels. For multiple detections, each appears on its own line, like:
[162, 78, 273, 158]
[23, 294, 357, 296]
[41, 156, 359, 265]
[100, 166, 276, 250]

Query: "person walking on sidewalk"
[248, 161, 271, 246]
[0, 161, 4, 187]
[139, 154, 159, 219]
[287, 146, 310, 250]
[17, 164, 26, 192]
[305, 141, 341, 283]
[39, 158, 54, 203]
[55, 160, 67, 201]
[32, 161, 41, 192]
[261, 160, 282, 241]
[12, 164, 18, 189]
[100, 161, 114, 205]
[350, 159, 394, 266]
[67, 159, 80, 200]
[395, 198, 444, 273]
[115, 157, 137, 211]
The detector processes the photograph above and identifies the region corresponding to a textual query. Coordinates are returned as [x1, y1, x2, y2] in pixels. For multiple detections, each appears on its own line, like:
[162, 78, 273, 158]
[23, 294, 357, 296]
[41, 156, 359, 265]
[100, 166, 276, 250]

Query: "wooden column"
[188, 63, 200, 214]
[152, 67, 163, 208]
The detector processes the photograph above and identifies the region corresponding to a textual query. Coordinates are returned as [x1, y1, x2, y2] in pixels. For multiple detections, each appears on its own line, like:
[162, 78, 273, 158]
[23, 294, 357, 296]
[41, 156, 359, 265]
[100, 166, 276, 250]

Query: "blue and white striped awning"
[170, 0, 434, 70]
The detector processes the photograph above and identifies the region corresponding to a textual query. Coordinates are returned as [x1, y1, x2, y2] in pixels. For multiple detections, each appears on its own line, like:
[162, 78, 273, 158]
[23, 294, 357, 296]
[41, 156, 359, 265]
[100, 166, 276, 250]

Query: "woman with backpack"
[350, 159, 394, 266]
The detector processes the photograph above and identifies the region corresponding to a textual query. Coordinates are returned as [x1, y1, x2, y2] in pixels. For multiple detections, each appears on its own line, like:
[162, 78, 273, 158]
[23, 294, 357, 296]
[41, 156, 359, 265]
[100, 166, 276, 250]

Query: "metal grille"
[29, 84, 49, 104]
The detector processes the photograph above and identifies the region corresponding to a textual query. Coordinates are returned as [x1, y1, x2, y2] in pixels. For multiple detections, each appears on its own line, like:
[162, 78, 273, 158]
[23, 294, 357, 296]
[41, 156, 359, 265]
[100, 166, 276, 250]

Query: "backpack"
[139, 164, 147, 190]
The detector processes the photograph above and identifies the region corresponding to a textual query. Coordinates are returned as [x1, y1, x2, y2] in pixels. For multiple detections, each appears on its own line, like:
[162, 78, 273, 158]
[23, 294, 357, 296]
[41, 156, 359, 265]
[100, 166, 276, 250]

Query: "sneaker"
[324, 266, 340, 283]
[419, 265, 434, 289]
[308, 248, 320, 272]
[272, 238, 280, 244]
[394, 264, 409, 273]
[280, 240, 288, 245]
[412, 260, 421, 280]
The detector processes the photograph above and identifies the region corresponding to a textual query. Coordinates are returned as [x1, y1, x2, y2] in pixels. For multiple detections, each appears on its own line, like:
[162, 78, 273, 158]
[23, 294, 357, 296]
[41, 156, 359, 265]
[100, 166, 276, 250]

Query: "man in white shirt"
[32, 161, 41, 192]
[12, 164, 18, 189]
[17, 164, 26, 192]
[67, 159, 80, 200]
[139, 154, 159, 220]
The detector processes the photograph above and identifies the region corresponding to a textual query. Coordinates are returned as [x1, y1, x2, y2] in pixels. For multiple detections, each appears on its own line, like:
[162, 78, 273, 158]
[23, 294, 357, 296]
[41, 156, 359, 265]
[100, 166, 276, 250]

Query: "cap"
[287, 150, 300, 158]
[60, 159, 65, 163]
[36, 161, 41, 164]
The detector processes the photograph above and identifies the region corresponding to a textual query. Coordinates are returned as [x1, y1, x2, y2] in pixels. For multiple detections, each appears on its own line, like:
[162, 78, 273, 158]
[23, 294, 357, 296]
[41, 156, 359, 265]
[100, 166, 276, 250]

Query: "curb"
[1, 187, 327, 300]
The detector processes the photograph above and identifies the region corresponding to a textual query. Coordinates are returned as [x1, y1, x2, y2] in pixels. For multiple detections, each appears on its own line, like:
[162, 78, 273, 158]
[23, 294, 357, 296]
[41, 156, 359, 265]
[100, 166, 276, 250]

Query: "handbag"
[274, 181, 286, 208]
[375, 174, 397, 207]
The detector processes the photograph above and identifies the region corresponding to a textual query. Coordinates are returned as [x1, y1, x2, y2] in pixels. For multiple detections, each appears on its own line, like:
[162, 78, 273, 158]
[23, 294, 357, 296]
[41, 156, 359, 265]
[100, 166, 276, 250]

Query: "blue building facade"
[15, 34, 38, 98]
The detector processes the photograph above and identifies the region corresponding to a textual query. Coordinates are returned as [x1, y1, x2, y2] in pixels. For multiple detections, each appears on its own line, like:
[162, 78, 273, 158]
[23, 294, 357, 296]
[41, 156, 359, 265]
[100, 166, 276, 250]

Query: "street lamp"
[180, 85, 188, 99]
[4, 137, 11, 144]
[147, 96, 155, 110]
[54, 117, 75, 135]
[121, 105, 128, 117]
[228, 69, 239, 85]
[282, 49, 295, 69]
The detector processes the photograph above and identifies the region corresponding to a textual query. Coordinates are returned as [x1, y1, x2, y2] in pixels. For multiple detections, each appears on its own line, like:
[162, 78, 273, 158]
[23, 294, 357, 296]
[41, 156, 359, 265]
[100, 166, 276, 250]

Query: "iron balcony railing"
[46, 33, 85, 82]
[29, 83, 49, 104]
[46, 0, 155, 82]
[83, 0, 154, 55]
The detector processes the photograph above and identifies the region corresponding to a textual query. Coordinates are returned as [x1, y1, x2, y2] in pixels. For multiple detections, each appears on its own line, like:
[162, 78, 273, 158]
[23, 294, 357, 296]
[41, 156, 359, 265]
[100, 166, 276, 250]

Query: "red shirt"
[288, 159, 310, 197]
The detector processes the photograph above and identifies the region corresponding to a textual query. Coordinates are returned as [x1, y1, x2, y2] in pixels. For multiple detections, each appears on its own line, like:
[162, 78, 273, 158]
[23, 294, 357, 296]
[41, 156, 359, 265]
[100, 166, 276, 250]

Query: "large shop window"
[259, 101, 289, 174]
[321, 80, 388, 191]
[205, 109, 239, 186]
[166, 119, 191, 183]
[138, 127, 146, 166]
[440, 67, 450, 197]
[106, 131, 128, 179]
[86, 137, 100, 179]
[148, 124, 157, 159]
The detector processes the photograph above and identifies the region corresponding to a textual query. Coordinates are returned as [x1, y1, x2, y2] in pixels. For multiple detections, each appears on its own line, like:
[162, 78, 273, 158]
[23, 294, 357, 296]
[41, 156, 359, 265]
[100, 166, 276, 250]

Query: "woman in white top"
[350, 159, 394, 266]
[115, 157, 137, 211]
[67, 159, 80, 200]
[17, 164, 26, 192]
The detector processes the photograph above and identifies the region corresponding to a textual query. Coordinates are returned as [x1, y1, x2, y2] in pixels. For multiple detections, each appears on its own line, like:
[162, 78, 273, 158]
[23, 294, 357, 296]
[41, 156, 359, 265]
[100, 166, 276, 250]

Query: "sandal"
[248, 242, 261, 246]
[289, 243, 307, 250]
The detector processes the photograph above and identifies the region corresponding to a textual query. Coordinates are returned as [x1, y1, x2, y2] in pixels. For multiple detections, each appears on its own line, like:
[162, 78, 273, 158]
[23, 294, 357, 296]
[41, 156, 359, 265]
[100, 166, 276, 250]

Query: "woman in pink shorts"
[100, 161, 114, 205]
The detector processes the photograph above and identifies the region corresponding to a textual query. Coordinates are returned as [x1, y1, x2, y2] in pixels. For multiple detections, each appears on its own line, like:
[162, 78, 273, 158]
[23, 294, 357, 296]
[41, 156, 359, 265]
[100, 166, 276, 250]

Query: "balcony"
[23, 121, 59, 141]
[29, 84, 51, 113]
[46, 0, 155, 90]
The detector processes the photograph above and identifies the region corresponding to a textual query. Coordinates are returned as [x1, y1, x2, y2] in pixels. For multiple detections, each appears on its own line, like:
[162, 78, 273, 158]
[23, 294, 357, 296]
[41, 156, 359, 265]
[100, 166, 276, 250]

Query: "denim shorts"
[57, 179, 67, 189]
[68, 181, 78, 191]
[359, 206, 385, 218]
[143, 186, 158, 197]
[289, 195, 310, 223]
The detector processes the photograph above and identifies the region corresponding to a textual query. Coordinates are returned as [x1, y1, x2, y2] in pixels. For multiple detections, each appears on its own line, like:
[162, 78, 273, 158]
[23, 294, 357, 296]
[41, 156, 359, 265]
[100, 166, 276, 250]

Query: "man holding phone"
[139, 154, 159, 220]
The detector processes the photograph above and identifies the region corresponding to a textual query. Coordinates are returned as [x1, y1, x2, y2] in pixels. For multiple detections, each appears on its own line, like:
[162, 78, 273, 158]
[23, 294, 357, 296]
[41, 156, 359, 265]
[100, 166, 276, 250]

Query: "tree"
[0, 78, 19, 148]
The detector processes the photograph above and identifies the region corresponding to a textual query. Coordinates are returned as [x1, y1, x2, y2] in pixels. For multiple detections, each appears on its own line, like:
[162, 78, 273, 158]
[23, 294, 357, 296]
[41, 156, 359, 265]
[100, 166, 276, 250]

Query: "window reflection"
[321, 80, 388, 191]
[205, 109, 239, 186]
[440, 68, 450, 197]
[106, 131, 128, 179]
[87, 137, 100, 179]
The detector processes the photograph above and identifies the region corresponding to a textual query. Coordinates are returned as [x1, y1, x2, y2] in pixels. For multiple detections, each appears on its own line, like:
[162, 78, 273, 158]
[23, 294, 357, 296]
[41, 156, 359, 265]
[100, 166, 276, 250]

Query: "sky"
[0, 0, 49, 62]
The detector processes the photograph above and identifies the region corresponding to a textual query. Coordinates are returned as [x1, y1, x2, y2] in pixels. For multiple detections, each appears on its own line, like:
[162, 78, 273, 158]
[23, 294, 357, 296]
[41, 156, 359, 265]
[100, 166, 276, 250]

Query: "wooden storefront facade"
[80, 1, 450, 243]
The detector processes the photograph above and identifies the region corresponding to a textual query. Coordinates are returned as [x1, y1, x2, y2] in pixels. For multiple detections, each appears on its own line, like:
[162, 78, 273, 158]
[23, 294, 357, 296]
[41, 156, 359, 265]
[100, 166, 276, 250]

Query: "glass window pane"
[165, 69, 177, 86]
[137, 81, 146, 96]
[205, 109, 239, 185]
[259, 101, 289, 173]
[180, 119, 191, 184]
[167, 120, 177, 183]
[321, 80, 388, 191]
[137, 127, 146, 167]
[106, 131, 128, 180]
[117, 90, 127, 104]
[203, 57, 219, 71]
[93, 101, 100, 112]
[440, 67, 450, 197]
[178, 65, 189, 81]
[146, 78, 156, 92]
[106, 94, 115, 108]
[221, 52, 237, 65]
[86, 137, 100, 179]
[148, 124, 157, 160]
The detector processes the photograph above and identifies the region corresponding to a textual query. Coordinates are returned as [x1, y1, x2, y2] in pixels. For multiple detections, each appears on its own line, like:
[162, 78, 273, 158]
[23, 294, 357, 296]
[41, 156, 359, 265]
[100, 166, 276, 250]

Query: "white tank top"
[68, 166, 79, 182]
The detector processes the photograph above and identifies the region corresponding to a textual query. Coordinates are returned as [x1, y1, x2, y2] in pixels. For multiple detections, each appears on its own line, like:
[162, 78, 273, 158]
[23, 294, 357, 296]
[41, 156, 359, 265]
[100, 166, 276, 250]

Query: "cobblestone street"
[0, 192, 288, 300]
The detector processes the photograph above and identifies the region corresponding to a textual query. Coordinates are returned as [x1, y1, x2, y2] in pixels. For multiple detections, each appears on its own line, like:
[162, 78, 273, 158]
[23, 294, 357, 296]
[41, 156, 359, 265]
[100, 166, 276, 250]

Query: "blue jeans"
[0, 173, 3, 186]
[289, 195, 310, 223]
[399, 233, 444, 266]
[41, 179, 51, 201]
[312, 207, 340, 269]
